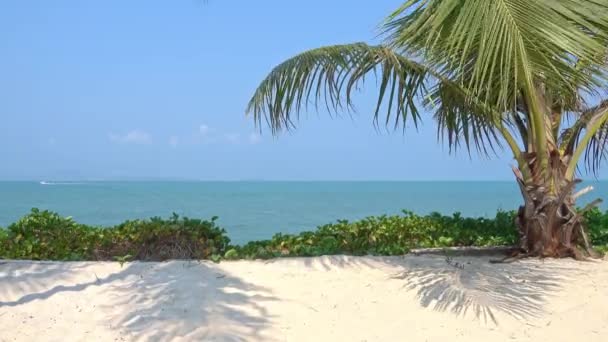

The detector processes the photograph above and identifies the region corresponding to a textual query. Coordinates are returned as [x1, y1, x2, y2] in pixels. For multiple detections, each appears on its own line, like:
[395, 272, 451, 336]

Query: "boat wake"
[39, 181, 85, 185]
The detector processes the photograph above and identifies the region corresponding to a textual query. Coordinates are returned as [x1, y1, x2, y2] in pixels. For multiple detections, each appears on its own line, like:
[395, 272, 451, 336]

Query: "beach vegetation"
[1, 208, 607, 261]
[0, 209, 229, 261]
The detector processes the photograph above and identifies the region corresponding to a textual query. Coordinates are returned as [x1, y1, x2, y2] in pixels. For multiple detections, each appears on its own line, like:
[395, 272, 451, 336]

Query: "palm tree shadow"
[0, 261, 105, 307]
[102, 261, 277, 341]
[284, 255, 579, 325]
[0, 260, 277, 341]
[390, 256, 576, 324]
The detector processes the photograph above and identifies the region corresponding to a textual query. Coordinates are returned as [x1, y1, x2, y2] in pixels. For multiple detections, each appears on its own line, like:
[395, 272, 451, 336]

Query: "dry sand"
[0, 255, 607, 341]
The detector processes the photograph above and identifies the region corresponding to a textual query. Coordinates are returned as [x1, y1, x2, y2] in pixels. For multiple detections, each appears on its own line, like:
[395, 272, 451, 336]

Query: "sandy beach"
[1, 255, 607, 341]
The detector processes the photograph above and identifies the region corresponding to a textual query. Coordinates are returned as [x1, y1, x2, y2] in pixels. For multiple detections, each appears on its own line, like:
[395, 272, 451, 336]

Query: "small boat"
[40, 181, 50, 185]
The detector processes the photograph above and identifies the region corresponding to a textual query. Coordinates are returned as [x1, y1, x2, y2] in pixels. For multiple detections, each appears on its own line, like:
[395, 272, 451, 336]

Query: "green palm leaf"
[247, 43, 431, 134]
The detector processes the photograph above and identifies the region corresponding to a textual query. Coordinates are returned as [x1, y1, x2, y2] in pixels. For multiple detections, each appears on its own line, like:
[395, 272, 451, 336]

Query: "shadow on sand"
[280, 254, 579, 324]
[0, 260, 276, 341]
[390, 256, 573, 324]
[0, 261, 124, 307]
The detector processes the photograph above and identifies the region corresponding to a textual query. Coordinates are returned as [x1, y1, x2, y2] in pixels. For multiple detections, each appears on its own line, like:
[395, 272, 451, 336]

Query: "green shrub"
[586, 208, 608, 245]
[1, 207, 607, 261]
[0, 227, 8, 256]
[95, 214, 230, 261]
[0, 209, 99, 260]
[233, 210, 518, 259]
[0, 209, 229, 261]
[585, 208, 608, 253]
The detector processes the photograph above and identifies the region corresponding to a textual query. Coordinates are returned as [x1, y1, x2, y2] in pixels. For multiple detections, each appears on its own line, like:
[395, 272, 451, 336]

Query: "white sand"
[1, 255, 607, 341]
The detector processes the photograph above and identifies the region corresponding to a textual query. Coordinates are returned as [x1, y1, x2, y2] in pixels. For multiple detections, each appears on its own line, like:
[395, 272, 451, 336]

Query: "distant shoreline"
[3, 179, 608, 182]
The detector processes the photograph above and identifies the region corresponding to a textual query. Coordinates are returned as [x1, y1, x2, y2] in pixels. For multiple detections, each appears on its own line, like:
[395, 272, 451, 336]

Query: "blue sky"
[0, 0, 603, 180]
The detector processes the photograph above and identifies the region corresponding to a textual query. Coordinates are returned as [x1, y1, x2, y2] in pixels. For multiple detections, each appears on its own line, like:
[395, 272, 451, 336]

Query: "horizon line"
[1, 179, 608, 182]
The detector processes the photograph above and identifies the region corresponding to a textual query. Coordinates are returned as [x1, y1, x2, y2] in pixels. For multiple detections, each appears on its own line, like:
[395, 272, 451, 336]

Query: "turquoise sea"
[1, 181, 607, 244]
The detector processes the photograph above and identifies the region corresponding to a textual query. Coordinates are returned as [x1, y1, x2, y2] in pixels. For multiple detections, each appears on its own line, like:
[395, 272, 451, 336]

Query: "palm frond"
[584, 125, 608, 176]
[579, 101, 608, 175]
[556, 99, 608, 178]
[246, 43, 429, 133]
[427, 82, 503, 156]
[246, 42, 513, 157]
[385, 0, 608, 110]
[560, 100, 608, 156]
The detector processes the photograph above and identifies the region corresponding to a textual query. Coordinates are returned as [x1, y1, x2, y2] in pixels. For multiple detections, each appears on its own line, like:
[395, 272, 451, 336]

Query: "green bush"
[232, 210, 518, 259]
[585, 208, 608, 247]
[0, 209, 99, 260]
[0, 227, 8, 246]
[0, 208, 607, 261]
[0, 209, 229, 261]
[94, 214, 230, 261]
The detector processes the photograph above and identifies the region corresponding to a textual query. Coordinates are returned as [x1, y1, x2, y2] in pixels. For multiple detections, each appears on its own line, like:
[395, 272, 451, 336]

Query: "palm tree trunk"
[513, 163, 600, 259]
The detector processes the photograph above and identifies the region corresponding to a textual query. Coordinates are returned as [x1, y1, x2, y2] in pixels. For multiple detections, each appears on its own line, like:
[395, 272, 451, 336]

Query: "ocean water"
[1, 181, 606, 244]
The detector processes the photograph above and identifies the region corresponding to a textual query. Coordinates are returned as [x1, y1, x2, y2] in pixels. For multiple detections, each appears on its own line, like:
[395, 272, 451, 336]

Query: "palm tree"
[246, 0, 608, 258]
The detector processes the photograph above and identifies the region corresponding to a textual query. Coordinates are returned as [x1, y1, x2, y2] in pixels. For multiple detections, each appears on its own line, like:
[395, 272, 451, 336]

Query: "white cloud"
[248, 132, 262, 144]
[109, 130, 152, 144]
[224, 133, 240, 144]
[169, 136, 179, 148]
[168, 125, 257, 147]
[197, 124, 217, 143]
